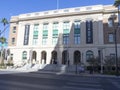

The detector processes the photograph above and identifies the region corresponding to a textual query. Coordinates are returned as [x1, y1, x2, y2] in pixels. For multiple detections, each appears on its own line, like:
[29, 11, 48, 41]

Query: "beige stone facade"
[8, 5, 120, 66]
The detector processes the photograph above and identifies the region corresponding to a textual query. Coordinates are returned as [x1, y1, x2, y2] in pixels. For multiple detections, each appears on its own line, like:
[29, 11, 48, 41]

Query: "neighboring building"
[8, 5, 120, 66]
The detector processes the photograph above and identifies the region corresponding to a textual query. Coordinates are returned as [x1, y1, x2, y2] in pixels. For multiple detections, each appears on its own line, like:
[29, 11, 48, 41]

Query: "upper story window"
[74, 20, 81, 44]
[42, 23, 49, 45]
[86, 20, 93, 44]
[33, 24, 39, 39]
[108, 19, 113, 27]
[33, 24, 39, 45]
[12, 38, 15, 45]
[64, 9, 69, 12]
[108, 33, 114, 43]
[53, 22, 59, 30]
[63, 21, 70, 30]
[53, 22, 59, 37]
[23, 25, 30, 45]
[74, 20, 81, 29]
[42, 23, 48, 37]
[43, 23, 49, 30]
[74, 8, 80, 11]
[63, 21, 70, 45]
[13, 26, 16, 33]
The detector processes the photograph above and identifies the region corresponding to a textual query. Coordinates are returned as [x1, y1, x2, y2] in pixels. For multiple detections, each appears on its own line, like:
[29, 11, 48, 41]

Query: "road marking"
[68, 80, 100, 84]
[11, 73, 64, 80]
[67, 82, 101, 87]
[0, 80, 58, 90]
[111, 81, 120, 89]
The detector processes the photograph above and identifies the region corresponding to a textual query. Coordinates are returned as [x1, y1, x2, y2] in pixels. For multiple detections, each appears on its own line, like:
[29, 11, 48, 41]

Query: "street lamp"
[109, 13, 119, 76]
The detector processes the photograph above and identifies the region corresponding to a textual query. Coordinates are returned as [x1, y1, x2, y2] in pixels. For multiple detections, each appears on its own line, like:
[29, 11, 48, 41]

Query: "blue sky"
[0, 0, 114, 40]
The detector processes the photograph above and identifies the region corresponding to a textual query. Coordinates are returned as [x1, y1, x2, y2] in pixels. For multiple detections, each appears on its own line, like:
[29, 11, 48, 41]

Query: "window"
[86, 20, 93, 44]
[108, 33, 114, 43]
[13, 26, 16, 33]
[74, 20, 81, 44]
[23, 25, 30, 45]
[74, 34, 80, 44]
[12, 38, 15, 44]
[74, 20, 80, 29]
[53, 22, 58, 30]
[63, 21, 70, 30]
[42, 23, 48, 45]
[22, 51, 27, 60]
[11, 54, 13, 60]
[52, 22, 58, 45]
[63, 35, 69, 44]
[43, 23, 48, 30]
[63, 21, 70, 45]
[86, 50, 94, 60]
[42, 37, 47, 45]
[64, 9, 69, 12]
[33, 24, 39, 45]
[108, 19, 113, 27]
[110, 53, 115, 59]
[52, 37, 58, 45]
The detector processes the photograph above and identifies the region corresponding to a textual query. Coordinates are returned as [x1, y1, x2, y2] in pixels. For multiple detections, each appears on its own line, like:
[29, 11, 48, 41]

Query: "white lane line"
[68, 80, 100, 84]
[67, 82, 101, 87]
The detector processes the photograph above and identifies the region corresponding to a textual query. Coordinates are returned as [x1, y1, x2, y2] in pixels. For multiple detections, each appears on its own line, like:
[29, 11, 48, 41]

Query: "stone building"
[8, 5, 120, 66]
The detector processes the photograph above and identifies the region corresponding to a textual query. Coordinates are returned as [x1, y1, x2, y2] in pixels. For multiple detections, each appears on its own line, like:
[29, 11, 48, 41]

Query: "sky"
[0, 0, 115, 40]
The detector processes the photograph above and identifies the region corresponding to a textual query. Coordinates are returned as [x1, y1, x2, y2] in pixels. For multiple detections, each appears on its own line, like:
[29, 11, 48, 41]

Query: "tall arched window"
[74, 51, 81, 64]
[62, 50, 68, 64]
[32, 51, 37, 61]
[22, 51, 27, 60]
[86, 50, 94, 60]
[41, 51, 47, 64]
[51, 51, 57, 64]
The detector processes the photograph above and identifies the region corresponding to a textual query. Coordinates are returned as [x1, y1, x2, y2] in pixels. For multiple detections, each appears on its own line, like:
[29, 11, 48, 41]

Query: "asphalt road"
[0, 71, 119, 90]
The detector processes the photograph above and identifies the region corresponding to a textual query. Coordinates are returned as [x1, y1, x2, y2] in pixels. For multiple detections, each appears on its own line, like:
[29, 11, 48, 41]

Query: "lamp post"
[109, 13, 119, 76]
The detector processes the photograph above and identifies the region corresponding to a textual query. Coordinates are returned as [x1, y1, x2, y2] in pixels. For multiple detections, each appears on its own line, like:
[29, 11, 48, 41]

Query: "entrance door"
[74, 51, 81, 64]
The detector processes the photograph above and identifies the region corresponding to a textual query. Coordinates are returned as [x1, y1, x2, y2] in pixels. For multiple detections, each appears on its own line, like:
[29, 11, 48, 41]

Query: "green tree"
[0, 37, 6, 64]
[0, 18, 9, 66]
[0, 18, 9, 35]
[0, 37, 6, 44]
[87, 57, 100, 73]
[114, 0, 120, 7]
[103, 56, 117, 74]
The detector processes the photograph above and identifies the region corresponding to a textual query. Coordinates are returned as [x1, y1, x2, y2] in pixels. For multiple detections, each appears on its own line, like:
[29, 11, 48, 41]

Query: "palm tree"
[0, 18, 9, 36]
[0, 37, 6, 44]
[0, 37, 6, 65]
[0, 18, 8, 65]
[114, 0, 120, 7]
[114, 0, 120, 22]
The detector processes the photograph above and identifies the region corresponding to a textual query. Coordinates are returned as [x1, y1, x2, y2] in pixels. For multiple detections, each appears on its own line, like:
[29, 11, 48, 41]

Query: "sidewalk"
[0, 69, 37, 74]
[0, 69, 120, 78]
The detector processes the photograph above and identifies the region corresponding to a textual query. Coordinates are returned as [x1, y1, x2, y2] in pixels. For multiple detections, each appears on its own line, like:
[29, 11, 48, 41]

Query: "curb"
[0, 69, 120, 78]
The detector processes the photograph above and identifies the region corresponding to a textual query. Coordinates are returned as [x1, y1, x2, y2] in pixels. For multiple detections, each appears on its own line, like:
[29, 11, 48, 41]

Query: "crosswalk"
[0, 79, 59, 90]
[107, 79, 120, 90]
[62, 77, 103, 90]
[0, 72, 120, 90]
